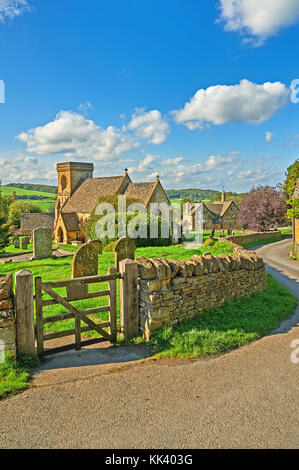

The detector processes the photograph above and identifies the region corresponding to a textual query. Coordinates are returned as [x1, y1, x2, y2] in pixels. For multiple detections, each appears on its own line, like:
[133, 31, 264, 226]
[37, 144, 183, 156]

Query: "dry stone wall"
[0, 274, 16, 359]
[136, 244, 267, 339]
[222, 230, 282, 246]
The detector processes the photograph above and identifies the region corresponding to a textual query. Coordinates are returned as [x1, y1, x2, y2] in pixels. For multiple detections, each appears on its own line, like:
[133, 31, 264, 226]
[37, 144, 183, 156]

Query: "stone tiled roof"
[20, 213, 54, 234]
[61, 212, 80, 232]
[62, 176, 126, 213]
[124, 182, 156, 205]
[294, 178, 299, 199]
[191, 201, 234, 217]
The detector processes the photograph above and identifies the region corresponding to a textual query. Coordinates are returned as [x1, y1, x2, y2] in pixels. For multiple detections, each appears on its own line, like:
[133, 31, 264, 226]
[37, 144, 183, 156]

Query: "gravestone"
[21, 238, 29, 250]
[114, 236, 136, 270]
[33, 227, 52, 259]
[67, 243, 98, 300]
[14, 238, 20, 249]
[87, 240, 102, 255]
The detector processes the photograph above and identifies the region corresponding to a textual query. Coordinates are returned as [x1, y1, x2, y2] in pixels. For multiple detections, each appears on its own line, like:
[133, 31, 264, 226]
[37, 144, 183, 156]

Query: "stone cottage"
[54, 162, 172, 244]
[18, 213, 55, 238]
[189, 192, 242, 231]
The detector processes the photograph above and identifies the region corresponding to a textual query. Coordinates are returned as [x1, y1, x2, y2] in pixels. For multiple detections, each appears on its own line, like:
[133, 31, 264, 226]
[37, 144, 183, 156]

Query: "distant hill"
[166, 189, 245, 207]
[5, 183, 58, 194]
[1, 185, 57, 213]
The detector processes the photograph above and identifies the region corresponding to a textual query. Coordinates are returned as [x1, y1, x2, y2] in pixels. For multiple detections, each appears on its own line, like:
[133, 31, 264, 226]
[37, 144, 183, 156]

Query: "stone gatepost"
[0, 274, 16, 359]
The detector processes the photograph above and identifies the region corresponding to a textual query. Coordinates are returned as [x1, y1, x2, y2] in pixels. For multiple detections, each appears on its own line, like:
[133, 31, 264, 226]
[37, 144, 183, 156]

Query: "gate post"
[15, 270, 36, 356]
[119, 259, 139, 341]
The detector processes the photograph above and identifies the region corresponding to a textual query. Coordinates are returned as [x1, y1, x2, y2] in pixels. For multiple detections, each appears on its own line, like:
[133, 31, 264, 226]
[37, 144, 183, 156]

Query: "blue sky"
[0, 0, 299, 192]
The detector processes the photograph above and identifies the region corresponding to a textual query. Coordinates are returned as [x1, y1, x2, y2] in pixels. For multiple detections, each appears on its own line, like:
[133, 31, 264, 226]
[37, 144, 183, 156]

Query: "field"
[1, 186, 56, 212]
[0, 242, 234, 337]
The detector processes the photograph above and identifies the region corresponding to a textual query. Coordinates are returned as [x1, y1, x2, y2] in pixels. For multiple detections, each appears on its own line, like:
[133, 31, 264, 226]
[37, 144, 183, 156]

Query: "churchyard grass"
[147, 274, 297, 358]
[0, 355, 40, 400]
[0, 242, 234, 338]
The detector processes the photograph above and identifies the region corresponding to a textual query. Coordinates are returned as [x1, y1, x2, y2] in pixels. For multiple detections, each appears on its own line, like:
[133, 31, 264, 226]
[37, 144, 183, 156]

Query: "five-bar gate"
[35, 267, 120, 357]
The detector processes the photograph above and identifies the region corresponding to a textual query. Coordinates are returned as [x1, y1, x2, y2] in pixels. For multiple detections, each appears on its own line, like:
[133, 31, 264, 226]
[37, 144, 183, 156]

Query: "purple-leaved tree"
[239, 185, 286, 231]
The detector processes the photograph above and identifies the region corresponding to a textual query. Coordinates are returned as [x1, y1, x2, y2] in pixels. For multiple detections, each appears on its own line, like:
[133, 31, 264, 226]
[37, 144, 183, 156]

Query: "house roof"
[294, 178, 299, 199]
[62, 176, 128, 213]
[61, 212, 80, 232]
[21, 213, 54, 233]
[191, 201, 235, 217]
[124, 182, 157, 205]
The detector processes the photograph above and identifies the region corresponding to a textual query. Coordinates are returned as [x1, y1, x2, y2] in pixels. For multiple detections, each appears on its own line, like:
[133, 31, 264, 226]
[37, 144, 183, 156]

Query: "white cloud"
[127, 109, 170, 145]
[128, 153, 159, 175]
[0, 0, 31, 22]
[0, 154, 46, 183]
[173, 80, 290, 129]
[17, 111, 138, 161]
[265, 132, 274, 142]
[237, 168, 278, 183]
[218, 0, 299, 44]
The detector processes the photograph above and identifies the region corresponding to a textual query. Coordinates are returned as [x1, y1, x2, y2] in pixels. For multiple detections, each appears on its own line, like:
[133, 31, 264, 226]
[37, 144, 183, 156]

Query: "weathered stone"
[21, 238, 29, 250]
[72, 243, 98, 278]
[150, 258, 169, 280]
[87, 240, 102, 254]
[68, 243, 98, 300]
[0, 326, 16, 344]
[14, 239, 20, 249]
[136, 257, 156, 279]
[33, 227, 52, 259]
[0, 274, 13, 300]
[0, 298, 13, 310]
[114, 236, 136, 270]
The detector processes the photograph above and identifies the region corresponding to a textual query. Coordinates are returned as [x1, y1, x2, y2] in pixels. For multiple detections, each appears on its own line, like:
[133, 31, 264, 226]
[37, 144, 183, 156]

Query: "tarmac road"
[0, 238, 298, 449]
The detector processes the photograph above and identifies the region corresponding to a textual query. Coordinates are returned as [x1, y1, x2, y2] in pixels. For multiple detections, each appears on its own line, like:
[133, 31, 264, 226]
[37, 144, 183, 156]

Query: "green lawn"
[147, 274, 297, 358]
[0, 355, 40, 400]
[242, 236, 284, 249]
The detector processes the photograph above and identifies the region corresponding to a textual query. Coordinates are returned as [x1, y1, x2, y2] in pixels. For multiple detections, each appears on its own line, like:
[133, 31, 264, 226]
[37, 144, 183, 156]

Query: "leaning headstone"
[114, 236, 136, 270]
[67, 243, 98, 300]
[87, 239, 102, 255]
[33, 227, 52, 259]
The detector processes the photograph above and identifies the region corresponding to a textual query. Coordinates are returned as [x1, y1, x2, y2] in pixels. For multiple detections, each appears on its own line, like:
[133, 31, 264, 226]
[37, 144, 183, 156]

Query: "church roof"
[61, 212, 80, 232]
[124, 182, 157, 205]
[62, 176, 127, 213]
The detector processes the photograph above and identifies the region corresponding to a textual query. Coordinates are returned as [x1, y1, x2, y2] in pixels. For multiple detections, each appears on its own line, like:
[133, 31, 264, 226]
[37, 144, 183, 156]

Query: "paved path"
[0, 239, 298, 449]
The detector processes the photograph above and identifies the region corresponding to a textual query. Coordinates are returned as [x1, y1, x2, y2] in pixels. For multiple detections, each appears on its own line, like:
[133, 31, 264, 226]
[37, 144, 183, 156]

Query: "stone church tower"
[54, 162, 94, 224]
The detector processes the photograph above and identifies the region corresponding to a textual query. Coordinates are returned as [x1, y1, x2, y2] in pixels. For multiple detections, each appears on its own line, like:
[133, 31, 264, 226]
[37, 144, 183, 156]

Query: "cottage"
[54, 162, 171, 244]
[19, 213, 55, 238]
[189, 192, 242, 232]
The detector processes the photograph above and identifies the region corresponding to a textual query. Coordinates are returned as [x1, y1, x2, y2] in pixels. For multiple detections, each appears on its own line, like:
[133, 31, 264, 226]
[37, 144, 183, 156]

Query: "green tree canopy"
[9, 200, 43, 228]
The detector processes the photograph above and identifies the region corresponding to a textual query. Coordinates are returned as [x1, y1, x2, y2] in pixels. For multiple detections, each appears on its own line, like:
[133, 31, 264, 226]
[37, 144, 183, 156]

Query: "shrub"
[203, 237, 215, 247]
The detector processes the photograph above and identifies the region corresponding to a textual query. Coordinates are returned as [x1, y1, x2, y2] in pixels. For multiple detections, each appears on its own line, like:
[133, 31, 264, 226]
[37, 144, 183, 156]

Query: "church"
[53, 161, 171, 244]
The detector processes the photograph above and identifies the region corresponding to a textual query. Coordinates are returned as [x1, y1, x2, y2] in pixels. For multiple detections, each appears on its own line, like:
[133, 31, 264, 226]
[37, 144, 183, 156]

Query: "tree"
[239, 185, 286, 231]
[0, 184, 10, 252]
[283, 159, 299, 219]
[8, 200, 43, 228]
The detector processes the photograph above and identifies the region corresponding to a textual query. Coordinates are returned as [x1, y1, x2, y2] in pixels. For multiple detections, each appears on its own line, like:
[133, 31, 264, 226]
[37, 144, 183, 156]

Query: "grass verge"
[242, 236, 284, 249]
[0, 355, 40, 400]
[147, 274, 297, 359]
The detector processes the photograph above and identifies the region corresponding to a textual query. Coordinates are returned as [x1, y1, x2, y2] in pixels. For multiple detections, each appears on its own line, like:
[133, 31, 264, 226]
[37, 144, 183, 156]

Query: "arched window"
[61, 175, 67, 191]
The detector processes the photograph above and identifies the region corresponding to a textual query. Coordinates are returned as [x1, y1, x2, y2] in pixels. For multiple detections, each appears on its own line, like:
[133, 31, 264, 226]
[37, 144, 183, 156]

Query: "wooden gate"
[35, 267, 120, 357]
